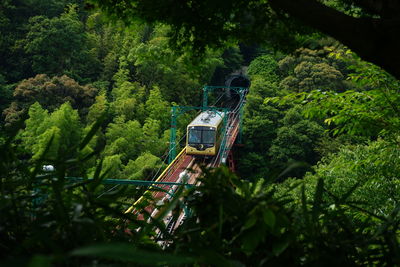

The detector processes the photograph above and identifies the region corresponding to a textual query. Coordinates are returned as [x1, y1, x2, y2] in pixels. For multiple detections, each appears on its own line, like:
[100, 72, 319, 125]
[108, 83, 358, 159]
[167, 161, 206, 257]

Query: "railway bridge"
[64, 78, 249, 234]
[124, 82, 249, 232]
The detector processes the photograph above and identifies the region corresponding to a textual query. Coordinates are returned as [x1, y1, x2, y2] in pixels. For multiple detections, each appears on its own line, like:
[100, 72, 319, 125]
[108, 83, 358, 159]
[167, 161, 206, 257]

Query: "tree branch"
[269, 0, 400, 79]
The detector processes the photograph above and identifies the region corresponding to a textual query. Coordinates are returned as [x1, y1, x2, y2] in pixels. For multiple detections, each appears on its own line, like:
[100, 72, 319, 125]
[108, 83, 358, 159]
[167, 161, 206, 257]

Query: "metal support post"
[169, 106, 178, 163]
[238, 98, 244, 144]
[219, 110, 229, 164]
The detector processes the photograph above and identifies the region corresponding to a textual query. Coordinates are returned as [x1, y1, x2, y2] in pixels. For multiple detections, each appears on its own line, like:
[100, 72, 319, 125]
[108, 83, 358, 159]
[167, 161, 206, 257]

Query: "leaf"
[243, 214, 257, 230]
[197, 250, 233, 267]
[272, 239, 290, 256]
[339, 181, 361, 203]
[301, 184, 310, 230]
[91, 158, 105, 188]
[324, 118, 333, 125]
[70, 243, 195, 265]
[263, 209, 276, 229]
[311, 178, 324, 222]
[241, 228, 264, 254]
[28, 255, 52, 267]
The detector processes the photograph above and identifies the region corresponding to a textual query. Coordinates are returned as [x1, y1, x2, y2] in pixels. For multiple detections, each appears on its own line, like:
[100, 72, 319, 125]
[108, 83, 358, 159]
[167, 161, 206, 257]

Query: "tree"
[0, 75, 13, 121]
[86, 93, 109, 125]
[23, 5, 101, 82]
[20, 102, 49, 150]
[145, 86, 170, 130]
[281, 61, 343, 93]
[0, 0, 83, 82]
[92, 0, 400, 80]
[111, 80, 145, 122]
[101, 154, 123, 178]
[21, 102, 82, 161]
[247, 54, 280, 82]
[3, 74, 97, 125]
[141, 118, 169, 156]
[124, 24, 222, 104]
[278, 45, 354, 93]
[103, 116, 144, 163]
[275, 50, 400, 138]
[284, 138, 400, 217]
[124, 152, 164, 180]
[268, 105, 324, 177]
[237, 54, 283, 179]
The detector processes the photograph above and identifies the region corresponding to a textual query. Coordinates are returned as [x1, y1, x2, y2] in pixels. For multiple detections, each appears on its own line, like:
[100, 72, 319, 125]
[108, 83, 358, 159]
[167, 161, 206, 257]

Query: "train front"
[186, 111, 224, 156]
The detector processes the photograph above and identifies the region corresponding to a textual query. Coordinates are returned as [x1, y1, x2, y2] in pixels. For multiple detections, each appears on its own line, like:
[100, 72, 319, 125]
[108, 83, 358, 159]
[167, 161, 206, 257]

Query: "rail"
[125, 86, 247, 227]
[125, 148, 189, 213]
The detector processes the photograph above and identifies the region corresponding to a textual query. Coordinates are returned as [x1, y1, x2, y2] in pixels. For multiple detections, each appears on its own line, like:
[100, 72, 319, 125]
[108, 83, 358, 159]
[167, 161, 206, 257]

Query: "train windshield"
[202, 129, 215, 144]
[188, 126, 216, 145]
[188, 129, 202, 144]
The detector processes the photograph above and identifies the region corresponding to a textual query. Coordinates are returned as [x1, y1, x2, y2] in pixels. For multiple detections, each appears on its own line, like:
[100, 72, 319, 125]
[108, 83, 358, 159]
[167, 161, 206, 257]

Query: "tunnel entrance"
[219, 74, 250, 109]
[226, 75, 251, 88]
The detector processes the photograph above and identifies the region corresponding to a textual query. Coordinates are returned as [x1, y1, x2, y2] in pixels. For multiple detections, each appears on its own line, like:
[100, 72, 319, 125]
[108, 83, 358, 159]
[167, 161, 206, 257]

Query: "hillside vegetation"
[1, 1, 399, 265]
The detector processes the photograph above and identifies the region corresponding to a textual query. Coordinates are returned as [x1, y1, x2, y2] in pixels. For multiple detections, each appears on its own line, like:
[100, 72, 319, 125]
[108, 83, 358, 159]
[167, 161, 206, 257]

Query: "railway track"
[125, 86, 246, 238]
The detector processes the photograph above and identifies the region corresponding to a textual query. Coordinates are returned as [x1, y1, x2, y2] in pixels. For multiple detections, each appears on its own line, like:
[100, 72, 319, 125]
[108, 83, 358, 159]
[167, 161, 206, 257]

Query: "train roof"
[188, 110, 225, 128]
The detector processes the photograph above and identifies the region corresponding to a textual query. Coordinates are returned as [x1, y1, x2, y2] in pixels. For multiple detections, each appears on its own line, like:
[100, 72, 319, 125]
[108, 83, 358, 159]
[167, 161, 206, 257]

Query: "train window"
[188, 129, 202, 144]
[202, 129, 215, 144]
[188, 126, 216, 145]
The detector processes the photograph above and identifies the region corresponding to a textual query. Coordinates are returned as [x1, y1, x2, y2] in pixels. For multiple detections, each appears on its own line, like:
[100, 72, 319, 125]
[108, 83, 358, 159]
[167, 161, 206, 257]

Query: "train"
[186, 73, 250, 157]
[186, 110, 225, 156]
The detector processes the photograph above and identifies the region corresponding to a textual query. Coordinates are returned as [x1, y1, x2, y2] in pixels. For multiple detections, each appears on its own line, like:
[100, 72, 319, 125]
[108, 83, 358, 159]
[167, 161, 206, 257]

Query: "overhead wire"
[96, 184, 120, 198]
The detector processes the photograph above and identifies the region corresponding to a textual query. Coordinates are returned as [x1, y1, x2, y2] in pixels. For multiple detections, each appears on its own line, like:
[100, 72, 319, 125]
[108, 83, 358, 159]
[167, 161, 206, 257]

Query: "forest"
[1, 0, 399, 266]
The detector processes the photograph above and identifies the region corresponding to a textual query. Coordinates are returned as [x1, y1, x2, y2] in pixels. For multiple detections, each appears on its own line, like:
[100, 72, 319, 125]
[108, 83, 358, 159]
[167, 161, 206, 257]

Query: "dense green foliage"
[1, 0, 400, 266]
[0, 1, 225, 180]
[91, 0, 400, 80]
[171, 167, 400, 266]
